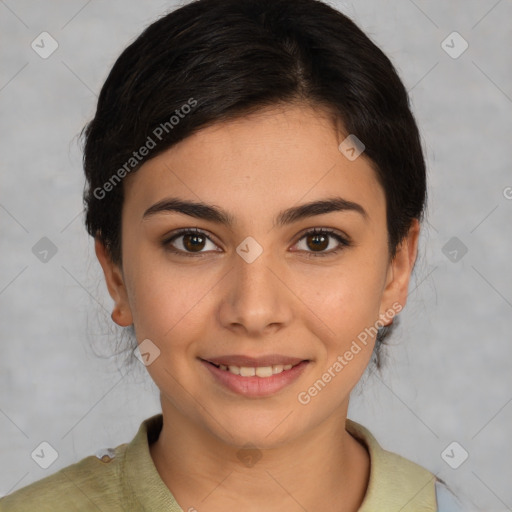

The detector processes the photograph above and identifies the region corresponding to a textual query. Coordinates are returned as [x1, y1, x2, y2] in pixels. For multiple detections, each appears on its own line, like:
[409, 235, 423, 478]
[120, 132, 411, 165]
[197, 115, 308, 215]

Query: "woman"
[0, 0, 464, 510]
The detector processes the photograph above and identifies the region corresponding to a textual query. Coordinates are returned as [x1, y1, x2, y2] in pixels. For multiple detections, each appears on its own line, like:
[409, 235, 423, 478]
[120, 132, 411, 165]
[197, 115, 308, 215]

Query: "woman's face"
[97, 104, 419, 448]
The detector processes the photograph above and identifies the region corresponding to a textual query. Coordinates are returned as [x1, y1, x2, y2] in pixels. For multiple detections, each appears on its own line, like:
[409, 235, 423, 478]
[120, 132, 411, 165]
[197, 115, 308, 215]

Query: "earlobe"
[379, 219, 420, 324]
[94, 238, 134, 327]
[111, 307, 130, 327]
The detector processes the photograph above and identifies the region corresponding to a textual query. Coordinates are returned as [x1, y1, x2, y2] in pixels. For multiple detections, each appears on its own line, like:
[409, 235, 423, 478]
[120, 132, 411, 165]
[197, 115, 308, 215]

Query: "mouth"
[200, 357, 311, 397]
[202, 359, 306, 378]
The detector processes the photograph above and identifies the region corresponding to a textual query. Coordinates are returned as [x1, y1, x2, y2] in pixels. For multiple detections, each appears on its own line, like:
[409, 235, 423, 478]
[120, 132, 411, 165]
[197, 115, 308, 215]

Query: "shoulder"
[346, 419, 467, 512]
[0, 445, 129, 512]
[346, 419, 438, 511]
[346, 418, 436, 482]
[0, 414, 167, 512]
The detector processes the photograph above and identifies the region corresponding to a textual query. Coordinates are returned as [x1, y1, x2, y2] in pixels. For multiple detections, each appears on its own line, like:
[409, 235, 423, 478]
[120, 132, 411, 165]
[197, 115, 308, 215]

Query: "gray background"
[1, 1, 511, 510]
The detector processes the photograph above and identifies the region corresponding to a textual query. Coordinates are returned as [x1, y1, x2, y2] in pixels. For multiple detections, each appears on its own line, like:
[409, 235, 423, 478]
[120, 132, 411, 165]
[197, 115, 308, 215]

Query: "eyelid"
[292, 226, 351, 245]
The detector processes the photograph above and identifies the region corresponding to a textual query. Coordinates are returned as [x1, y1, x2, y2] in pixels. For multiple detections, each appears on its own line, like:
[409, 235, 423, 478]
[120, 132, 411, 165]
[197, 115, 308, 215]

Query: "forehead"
[123, 104, 385, 224]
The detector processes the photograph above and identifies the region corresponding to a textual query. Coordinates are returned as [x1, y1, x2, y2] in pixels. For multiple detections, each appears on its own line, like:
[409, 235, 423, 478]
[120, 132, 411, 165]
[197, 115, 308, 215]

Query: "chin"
[207, 408, 309, 450]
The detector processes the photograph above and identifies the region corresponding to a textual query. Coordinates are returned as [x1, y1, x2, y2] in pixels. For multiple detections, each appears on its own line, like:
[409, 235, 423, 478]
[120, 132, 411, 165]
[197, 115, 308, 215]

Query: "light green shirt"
[0, 414, 439, 511]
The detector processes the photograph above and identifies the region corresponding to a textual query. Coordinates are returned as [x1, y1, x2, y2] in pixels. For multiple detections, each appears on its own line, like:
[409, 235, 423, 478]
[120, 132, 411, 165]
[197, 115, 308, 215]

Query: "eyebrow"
[142, 196, 368, 226]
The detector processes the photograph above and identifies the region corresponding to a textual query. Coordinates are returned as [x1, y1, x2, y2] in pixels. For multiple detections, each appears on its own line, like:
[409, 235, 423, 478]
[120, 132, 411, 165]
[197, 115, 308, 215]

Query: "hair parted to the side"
[81, 0, 427, 370]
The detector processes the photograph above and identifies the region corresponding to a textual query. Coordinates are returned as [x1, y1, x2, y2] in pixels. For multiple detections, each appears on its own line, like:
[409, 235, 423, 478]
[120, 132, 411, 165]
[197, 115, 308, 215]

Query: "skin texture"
[96, 104, 420, 512]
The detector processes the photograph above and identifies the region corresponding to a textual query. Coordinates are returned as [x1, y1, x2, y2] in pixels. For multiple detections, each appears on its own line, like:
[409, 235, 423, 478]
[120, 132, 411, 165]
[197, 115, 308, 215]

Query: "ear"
[378, 219, 420, 325]
[94, 238, 133, 327]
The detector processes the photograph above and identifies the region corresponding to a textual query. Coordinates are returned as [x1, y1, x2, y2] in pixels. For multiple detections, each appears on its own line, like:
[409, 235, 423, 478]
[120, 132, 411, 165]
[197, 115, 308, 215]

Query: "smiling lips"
[201, 356, 310, 397]
[201, 354, 308, 379]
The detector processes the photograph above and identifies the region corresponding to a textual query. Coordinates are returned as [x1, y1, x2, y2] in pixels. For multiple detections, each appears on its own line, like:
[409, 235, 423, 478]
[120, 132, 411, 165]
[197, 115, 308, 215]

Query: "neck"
[149, 396, 370, 512]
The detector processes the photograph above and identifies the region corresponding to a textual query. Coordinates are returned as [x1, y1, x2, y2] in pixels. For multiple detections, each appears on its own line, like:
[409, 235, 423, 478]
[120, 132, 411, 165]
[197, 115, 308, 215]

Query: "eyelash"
[162, 227, 351, 258]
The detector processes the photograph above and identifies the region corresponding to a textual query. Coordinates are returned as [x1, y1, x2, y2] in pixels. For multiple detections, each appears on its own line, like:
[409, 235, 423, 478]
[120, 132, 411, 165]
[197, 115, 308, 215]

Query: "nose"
[217, 244, 293, 337]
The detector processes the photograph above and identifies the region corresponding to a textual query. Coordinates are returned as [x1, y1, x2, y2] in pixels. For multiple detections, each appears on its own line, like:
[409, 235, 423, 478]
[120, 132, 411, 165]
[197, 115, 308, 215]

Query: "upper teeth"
[216, 363, 294, 378]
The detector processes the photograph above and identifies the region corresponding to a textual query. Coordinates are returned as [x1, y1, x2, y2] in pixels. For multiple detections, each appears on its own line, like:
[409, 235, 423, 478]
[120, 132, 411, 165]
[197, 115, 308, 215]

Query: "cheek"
[124, 247, 223, 355]
[299, 258, 386, 341]
[128, 266, 204, 338]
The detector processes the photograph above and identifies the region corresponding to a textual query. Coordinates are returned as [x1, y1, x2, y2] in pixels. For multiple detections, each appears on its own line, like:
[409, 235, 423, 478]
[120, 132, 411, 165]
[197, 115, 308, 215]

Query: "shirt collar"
[346, 418, 437, 511]
[123, 414, 436, 511]
[123, 413, 182, 511]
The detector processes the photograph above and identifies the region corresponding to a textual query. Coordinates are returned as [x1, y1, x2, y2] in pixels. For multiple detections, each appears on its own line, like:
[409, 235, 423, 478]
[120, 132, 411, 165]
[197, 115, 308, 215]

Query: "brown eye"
[305, 232, 329, 252]
[293, 228, 350, 257]
[183, 233, 207, 252]
[163, 228, 219, 255]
